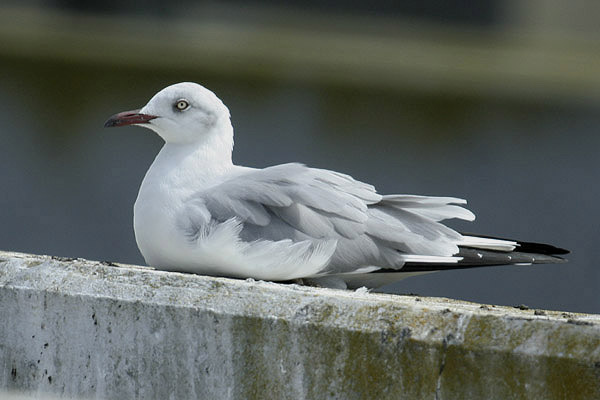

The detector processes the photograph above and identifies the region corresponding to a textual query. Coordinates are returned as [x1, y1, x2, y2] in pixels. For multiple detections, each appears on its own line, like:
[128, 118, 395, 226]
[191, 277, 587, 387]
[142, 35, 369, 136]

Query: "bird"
[104, 82, 568, 289]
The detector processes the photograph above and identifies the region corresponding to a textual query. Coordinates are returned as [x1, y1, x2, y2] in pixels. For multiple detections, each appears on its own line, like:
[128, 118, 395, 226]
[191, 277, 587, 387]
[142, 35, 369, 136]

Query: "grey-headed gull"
[104, 82, 567, 289]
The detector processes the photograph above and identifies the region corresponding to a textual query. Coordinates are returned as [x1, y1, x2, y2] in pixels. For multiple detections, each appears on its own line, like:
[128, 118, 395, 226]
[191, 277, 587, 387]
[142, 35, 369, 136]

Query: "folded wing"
[179, 163, 477, 279]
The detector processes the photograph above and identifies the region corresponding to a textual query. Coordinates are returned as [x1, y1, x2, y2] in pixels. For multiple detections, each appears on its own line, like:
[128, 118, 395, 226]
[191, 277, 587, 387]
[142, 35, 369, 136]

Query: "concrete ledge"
[1, 250, 599, 399]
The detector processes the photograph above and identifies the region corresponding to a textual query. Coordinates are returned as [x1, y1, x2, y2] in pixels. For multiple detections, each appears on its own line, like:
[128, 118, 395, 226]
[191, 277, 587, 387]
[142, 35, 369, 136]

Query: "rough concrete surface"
[0, 250, 599, 400]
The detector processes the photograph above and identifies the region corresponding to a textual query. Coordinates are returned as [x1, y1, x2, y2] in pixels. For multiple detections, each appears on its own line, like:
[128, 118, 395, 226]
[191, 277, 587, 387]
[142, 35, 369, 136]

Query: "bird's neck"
[145, 127, 235, 193]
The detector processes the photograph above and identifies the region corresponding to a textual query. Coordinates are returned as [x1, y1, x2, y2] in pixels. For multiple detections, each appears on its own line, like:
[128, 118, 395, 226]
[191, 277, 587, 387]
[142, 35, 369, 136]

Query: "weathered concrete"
[0, 250, 599, 400]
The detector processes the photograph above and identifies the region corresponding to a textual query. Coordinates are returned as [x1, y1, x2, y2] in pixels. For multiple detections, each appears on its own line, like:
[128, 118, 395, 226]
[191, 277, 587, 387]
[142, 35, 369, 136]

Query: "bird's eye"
[175, 99, 190, 111]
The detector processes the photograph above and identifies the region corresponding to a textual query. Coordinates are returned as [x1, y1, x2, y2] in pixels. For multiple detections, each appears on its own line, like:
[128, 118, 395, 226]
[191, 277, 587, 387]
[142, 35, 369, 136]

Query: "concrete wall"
[0, 250, 599, 400]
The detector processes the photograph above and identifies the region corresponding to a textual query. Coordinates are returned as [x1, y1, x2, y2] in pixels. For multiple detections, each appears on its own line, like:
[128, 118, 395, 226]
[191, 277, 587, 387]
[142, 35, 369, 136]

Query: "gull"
[104, 82, 567, 289]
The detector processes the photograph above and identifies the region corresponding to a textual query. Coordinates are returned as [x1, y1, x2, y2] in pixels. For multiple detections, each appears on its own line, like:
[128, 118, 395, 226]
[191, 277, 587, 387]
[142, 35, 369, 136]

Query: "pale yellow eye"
[175, 99, 190, 111]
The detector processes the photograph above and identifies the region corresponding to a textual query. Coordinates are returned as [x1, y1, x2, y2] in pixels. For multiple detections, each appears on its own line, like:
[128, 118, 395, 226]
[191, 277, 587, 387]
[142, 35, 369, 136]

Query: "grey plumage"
[180, 163, 503, 278]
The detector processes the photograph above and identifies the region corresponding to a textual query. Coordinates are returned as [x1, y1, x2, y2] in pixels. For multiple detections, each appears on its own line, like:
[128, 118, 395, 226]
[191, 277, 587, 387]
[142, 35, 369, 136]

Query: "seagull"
[104, 82, 568, 289]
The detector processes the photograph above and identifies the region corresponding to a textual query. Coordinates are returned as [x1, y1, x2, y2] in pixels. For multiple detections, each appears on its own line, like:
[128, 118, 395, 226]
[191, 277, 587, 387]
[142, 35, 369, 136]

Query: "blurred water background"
[0, 1, 598, 313]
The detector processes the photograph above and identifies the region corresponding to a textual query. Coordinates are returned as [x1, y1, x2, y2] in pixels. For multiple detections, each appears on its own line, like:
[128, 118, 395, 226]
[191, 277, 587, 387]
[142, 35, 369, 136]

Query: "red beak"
[104, 109, 158, 128]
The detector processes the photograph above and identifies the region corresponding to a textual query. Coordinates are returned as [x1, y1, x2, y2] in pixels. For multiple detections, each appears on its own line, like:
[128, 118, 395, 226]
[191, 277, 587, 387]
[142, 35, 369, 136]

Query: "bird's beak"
[104, 109, 158, 128]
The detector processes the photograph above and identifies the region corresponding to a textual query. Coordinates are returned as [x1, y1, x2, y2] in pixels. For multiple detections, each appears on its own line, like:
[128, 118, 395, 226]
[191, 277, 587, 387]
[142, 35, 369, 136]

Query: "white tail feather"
[399, 255, 462, 263]
[459, 235, 517, 252]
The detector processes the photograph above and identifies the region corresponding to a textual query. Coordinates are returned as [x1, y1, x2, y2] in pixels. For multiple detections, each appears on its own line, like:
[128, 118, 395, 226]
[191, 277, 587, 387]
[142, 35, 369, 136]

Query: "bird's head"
[104, 82, 231, 145]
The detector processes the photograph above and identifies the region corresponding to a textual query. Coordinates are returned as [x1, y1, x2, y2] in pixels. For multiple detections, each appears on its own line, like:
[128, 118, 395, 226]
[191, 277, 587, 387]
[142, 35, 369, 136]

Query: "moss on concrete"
[0, 250, 599, 399]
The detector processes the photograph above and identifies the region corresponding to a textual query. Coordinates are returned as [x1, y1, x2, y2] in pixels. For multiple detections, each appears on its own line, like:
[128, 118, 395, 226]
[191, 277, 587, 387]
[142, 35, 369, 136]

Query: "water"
[1, 57, 598, 313]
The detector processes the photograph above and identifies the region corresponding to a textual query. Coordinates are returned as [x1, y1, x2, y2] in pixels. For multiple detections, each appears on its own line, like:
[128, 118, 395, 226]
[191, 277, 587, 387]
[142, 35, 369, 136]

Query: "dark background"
[1, 1, 598, 313]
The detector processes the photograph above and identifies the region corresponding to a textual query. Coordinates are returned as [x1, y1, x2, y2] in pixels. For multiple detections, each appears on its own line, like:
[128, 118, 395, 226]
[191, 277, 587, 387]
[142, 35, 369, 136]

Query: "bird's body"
[105, 82, 567, 289]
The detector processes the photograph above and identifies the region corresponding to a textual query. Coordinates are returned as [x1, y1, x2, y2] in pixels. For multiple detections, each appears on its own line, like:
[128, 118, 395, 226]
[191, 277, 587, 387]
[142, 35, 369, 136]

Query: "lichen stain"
[436, 315, 600, 399]
[229, 309, 442, 400]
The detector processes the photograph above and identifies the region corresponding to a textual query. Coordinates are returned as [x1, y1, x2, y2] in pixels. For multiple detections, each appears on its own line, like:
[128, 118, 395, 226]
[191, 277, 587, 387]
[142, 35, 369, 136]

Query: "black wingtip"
[460, 232, 569, 255]
[387, 234, 569, 273]
[515, 241, 569, 255]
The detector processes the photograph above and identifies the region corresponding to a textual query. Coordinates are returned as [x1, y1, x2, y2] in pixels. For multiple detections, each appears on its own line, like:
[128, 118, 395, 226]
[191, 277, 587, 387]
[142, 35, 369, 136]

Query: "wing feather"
[182, 163, 476, 275]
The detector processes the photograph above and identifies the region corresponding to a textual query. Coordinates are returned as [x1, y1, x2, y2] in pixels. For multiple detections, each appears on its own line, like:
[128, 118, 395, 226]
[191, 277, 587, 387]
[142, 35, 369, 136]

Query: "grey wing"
[181, 163, 475, 276]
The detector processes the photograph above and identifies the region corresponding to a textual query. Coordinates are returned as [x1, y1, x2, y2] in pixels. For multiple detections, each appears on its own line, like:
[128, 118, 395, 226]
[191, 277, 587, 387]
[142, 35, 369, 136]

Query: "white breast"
[133, 143, 221, 269]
